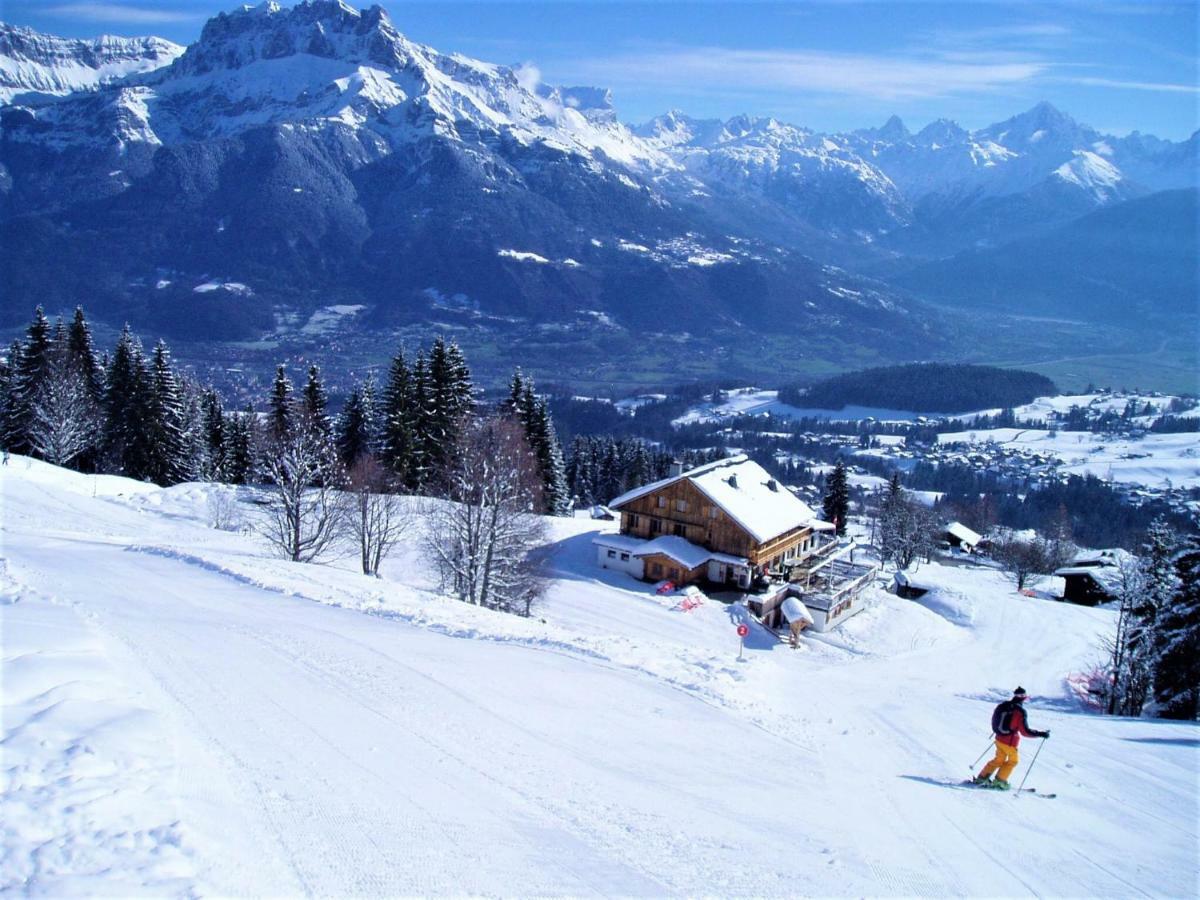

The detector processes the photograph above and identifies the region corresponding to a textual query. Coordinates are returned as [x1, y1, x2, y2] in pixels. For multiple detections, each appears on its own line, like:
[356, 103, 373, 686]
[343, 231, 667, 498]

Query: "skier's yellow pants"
[979, 742, 1019, 782]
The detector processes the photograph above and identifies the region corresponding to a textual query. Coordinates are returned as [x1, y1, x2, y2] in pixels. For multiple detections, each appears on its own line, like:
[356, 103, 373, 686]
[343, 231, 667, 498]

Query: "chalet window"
[620, 553, 630, 561]
[650, 562, 663, 578]
[629, 514, 641, 529]
[673, 523, 687, 537]
[656, 496, 667, 508]
[651, 518, 662, 534]
[675, 499, 689, 513]
[607, 550, 616, 558]
[668, 567, 680, 581]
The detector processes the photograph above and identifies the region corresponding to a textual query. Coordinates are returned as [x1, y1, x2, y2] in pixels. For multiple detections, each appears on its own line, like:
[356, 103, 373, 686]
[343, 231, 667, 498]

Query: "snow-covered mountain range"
[0, 0, 1194, 368]
[0, 23, 182, 104]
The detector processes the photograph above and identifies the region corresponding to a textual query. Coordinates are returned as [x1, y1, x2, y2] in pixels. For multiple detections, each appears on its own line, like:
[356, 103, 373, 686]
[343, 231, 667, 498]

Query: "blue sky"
[5, 1, 1197, 138]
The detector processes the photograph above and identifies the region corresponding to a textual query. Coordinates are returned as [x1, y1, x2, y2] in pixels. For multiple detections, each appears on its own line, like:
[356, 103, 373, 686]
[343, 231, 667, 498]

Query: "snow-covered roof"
[592, 534, 749, 569]
[1066, 548, 1133, 569]
[894, 570, 936, 591]
[781, 596, 813, 624]
[1054, 566, 1124, 595]
[945, 522, 982, 546]
[610, 455, 825, 544]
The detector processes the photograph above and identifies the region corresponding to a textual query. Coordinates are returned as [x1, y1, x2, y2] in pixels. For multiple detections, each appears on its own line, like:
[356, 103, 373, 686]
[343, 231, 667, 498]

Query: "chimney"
[767, 479, 778, 492]
[727, 473, 738, 488]
[669, 460, 684, 477]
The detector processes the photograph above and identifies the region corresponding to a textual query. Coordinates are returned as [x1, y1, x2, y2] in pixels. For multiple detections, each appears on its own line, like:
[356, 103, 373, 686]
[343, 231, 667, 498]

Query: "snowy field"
[671, 388, 924, 425]
[2, 457, 1197, 896]
[936, 429, 1200, 490]
[672, 388, 1188, 431]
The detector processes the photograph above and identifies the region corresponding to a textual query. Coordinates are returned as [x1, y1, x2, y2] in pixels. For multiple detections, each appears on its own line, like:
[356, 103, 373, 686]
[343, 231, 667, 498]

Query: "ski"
[960, 780, 1057, 798]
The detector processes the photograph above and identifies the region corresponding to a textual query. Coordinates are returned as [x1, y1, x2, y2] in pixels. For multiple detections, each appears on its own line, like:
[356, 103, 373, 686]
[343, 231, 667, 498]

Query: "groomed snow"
[1, 456, 1196, 896]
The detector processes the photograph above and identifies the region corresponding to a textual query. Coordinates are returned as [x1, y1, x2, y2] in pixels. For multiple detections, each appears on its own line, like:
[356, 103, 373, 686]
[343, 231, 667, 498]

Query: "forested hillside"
[781, 364, 1056, 414]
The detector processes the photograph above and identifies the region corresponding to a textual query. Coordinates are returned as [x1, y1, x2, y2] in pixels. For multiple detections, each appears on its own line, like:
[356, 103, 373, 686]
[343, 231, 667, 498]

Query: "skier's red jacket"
[992, 700, 1044, 747]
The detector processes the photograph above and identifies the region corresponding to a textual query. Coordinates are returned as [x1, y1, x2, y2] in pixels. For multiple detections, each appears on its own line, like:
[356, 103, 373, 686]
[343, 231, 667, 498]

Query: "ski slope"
[2, 457, 1196, 896]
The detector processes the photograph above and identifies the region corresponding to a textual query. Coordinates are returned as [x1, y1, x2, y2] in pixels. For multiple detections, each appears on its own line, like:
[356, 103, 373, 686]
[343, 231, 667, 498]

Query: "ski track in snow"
[1, 456, 1197, 897]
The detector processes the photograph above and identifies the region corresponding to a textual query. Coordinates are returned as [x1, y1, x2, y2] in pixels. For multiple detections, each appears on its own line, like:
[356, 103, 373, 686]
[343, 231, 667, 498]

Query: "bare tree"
[347, 455, 411, 577]
[257, 411, 347, 563]
[993, 536, 1055, 591]
[206, 486, 244, 532]
[423, 417, 548, 616]
[29, 361, 99, 466]
[878, 475, 936, 571]
[1105, 556, 1152, 715]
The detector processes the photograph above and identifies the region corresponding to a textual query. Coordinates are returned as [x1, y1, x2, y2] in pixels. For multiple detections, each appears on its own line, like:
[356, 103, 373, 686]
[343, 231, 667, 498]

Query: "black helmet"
[1013, 686, 1028, 701]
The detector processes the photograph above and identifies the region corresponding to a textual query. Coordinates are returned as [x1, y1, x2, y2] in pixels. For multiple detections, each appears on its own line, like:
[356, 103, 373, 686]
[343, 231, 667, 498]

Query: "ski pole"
[1015, 736, 1048, 795]
[969, 736, 995, 771]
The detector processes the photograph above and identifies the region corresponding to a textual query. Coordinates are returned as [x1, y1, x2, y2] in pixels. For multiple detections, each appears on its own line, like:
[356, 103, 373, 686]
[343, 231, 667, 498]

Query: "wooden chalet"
[596, 455, 836, 589]
[1054, 549, 1130, 606]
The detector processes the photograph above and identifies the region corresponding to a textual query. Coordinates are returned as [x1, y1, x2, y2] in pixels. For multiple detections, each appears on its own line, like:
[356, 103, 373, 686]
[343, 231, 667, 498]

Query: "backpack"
[991, 700, 1017, 735]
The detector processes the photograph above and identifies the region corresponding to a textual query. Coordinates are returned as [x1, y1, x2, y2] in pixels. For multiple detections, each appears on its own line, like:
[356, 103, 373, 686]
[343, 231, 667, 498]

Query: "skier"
[973, 687, 1050, 790]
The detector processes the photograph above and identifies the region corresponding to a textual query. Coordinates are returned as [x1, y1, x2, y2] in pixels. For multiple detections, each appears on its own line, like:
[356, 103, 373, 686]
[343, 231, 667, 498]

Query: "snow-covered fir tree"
[102, 326, 153, 480]
[1153, 538, 1200, 720]
[302, 364, 330, 433]
[380, 348, 422, 487]
[200, 388, 227, 480]
[336, 381, 377, 468]
[822, 459, 850, 535]
[423, 337, 472, 490]
[144, 340, 190, 485]
[3, 307, 53, 455]
[269, 365, 293, 440]
[224, 406, 256, 485]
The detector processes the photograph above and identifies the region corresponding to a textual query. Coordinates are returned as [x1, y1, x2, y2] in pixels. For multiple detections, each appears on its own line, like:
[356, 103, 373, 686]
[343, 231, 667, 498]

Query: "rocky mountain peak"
[177, 0, 404, 76]
[859, 114, 910, 142]
[915, 118, 968, 146]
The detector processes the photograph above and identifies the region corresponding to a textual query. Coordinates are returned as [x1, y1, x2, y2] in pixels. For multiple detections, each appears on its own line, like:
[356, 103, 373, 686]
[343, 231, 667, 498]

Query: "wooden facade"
[616, 478, 816, 570]
[640, 553, 705, 585]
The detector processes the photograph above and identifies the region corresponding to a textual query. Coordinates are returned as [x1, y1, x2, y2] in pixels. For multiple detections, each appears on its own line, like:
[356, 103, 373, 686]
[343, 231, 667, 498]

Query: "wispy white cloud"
[567, 46, 1049, 103]
[44, 3, 203, 24]
[926, 23, 1073, 44]
[1064, 76, 1199, 94]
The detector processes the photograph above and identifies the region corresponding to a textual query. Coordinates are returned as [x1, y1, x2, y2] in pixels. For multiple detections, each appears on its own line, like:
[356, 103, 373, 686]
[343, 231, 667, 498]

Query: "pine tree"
[144, 340, 189, 485]
[224, 406, 255, 485]
[102, 326, 154, 479]
[361, 373, 381, 455]
[1153, 539, 1200, 720]
[337, 385, 373, 467]
[381, 349, 420, 484]
[423, 337, 472, 487]
[0, 340, 25, 453]
[65, 307, 104, 401]
[201, 389, 227, 480]
[4, 307, 54, 455]
[822, 459, 850, 535]
[269, 365, 293, 439]
[302, 364, 330, 432]
[408, 351, 431, 490]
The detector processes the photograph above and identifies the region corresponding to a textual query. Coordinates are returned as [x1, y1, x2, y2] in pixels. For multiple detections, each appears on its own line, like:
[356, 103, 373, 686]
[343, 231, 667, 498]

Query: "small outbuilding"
[893, 570, 934, 599]
[943, 521, 982, 554]
[1054, 549, 1131, 606]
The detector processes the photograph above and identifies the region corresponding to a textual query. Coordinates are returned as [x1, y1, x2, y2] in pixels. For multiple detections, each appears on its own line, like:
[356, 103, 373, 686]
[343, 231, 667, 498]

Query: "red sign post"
[736, 623, 749, 659]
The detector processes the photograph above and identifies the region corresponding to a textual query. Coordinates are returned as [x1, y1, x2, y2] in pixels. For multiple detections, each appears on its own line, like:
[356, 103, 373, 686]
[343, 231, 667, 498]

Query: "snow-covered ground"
[672, 388, 923, 425]
[2, 457, 1196, 896]
[963, 392, 1182, 425]
[936, 429, 1200, 490]
[673, 388, 1188, 430]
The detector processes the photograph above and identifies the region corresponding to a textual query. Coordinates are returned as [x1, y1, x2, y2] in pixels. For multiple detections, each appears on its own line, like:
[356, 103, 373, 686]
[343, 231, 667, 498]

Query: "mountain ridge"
[0, 2, 1193, 387]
